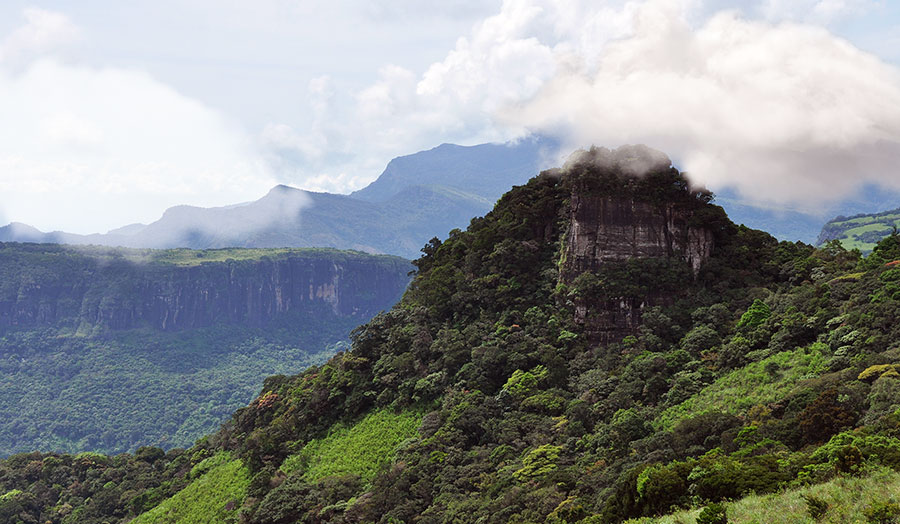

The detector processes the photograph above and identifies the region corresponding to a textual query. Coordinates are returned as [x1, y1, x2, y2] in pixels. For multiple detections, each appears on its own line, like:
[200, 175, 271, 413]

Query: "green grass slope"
[818, 208, 900, 253]
[131, 452, 249, 524]
[280, 408, 421, 484]
[625, 466, 900, 524]
[654, 344, 828, 430]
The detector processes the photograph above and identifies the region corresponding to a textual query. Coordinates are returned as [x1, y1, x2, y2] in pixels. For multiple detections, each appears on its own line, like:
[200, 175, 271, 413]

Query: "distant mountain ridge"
[3, 136, 897, 252]
[0, 138, 557, 259]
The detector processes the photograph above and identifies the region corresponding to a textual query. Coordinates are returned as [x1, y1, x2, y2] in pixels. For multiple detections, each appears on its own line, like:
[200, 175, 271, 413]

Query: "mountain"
[721, 189, 900, 245]
[0, 243, 410, 456]
[7, 145, 900, 523]
[3, 136, 895, 251]
[350, 139, 555, 203]
[817, 206, 900, 253]
[0, 138, 556, 259]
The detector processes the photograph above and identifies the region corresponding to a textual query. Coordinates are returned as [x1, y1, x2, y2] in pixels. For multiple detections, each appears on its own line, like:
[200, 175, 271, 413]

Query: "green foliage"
[736, 299, 771, 329]
[864, 500, 900, 524]
[280, 408, 421, 483]
[656, 344, 827, 430]
[513, 444, 562, 481]
[0, 324, 345, 455]
[860, 364, 900, 382]
[131, 453, 249, 524]
[629, 467, 900, 523]
[696, 503, 728, 524]
[504, 365, 549, 398]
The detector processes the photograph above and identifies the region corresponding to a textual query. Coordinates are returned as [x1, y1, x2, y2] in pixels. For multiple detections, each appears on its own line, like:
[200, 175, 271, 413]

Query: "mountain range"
[0, 138, 557, 260]
[4, 137, 897, 257]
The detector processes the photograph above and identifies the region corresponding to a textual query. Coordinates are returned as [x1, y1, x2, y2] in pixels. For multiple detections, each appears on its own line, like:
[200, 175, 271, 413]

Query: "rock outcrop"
[0, 245, 411, 331]
[558, 146, 720, 342]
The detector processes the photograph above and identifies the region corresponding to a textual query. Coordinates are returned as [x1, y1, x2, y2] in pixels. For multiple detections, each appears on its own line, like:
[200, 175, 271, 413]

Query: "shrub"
[513, 444, 562, 481]
[696, 502, 728, 524]
[860, 365, 900, 382]
[864, 500, 900, 524]
[737, 299, 770, 330]
[802, 493, 829, 520]
[798, 388, 857, 445]
[504, 365, 549, 398]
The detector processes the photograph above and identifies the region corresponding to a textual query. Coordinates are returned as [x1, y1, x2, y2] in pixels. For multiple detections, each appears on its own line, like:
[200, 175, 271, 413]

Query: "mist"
[491, 2, 900, 209]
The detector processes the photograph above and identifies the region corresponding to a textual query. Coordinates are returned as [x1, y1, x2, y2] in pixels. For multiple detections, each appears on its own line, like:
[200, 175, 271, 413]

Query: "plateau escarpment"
[0, 244, 412, 456]
[0, 245, 410, 332]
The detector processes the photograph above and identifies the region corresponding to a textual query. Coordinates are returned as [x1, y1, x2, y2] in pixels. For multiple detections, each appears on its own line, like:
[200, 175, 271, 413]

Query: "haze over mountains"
[0, 139, 557, 260]
[2, 137, 898, 256]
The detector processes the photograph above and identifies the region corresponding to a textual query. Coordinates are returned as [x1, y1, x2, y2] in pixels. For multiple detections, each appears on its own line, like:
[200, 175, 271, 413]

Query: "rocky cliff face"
[558, 146, 719, 341]
[0, 246, 411, 331]
[563, 195, 714, 276]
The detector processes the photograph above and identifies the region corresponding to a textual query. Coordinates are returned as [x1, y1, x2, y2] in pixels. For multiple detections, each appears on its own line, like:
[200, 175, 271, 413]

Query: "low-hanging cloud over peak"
[488, 1, 900, 208]
[274, 0, 900, 211]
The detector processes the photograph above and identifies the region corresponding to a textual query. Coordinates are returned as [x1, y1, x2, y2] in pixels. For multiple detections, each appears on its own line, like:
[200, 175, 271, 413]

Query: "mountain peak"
[563, 144, 673, 176]
[267, 184, 300, 195]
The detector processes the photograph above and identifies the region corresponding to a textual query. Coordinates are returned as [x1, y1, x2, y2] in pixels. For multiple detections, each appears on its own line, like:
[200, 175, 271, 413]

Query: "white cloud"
[760, 0, 879, 24]
[270, 0, 900, 210]
[0, 9, 277, 234]
[0, 8, 80, 66]
[502, 1, 900, 207]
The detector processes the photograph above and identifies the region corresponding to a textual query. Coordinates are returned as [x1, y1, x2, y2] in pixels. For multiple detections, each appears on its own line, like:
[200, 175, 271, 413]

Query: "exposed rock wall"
[557, 145, 718, 342]
[0, 250, 411, 331]
[562, 194, 714, 278]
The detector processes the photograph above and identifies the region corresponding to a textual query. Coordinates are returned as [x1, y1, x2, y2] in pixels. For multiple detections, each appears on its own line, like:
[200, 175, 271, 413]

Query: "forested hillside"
[4, 146, 900, 523]
[0, 245, 410, 456]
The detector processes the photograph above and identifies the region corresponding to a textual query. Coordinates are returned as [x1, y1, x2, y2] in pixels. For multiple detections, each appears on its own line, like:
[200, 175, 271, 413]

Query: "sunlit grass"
[624, 467, 900, 524]
[131, 452, 249, 524]
[280, 408, 421, 483]
[654, 344, 827, 430]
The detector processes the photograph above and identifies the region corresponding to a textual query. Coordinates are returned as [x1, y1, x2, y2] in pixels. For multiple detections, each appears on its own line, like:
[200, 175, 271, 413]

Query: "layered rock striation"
[0, 245, 411, 331]
[557, 145, 723, 341]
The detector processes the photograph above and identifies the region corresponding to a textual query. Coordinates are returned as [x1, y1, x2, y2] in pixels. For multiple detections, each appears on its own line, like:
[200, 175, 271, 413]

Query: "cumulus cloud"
[498, 1, 900, 207]
[0, 7, 80, 67]
[267, 0, 900, 210]
[0, 9, 277, 233]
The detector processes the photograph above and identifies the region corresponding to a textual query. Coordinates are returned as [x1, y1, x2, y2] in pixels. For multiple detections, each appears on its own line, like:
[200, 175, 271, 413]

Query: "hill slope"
[817, 206, 900, 253]
[4, 146, 900, 523]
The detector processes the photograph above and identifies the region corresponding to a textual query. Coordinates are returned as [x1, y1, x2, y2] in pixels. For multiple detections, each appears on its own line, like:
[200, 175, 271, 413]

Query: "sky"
[0, 0, 899, 233]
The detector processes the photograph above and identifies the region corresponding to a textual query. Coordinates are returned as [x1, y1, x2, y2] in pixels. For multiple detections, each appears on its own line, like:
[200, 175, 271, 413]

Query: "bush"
[864, 500, 900, 523]
[802, 493, 829, 520]
[737, 299, 770, 330]
[513, 444, 562, 481]
[696, 502, 728, 524]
